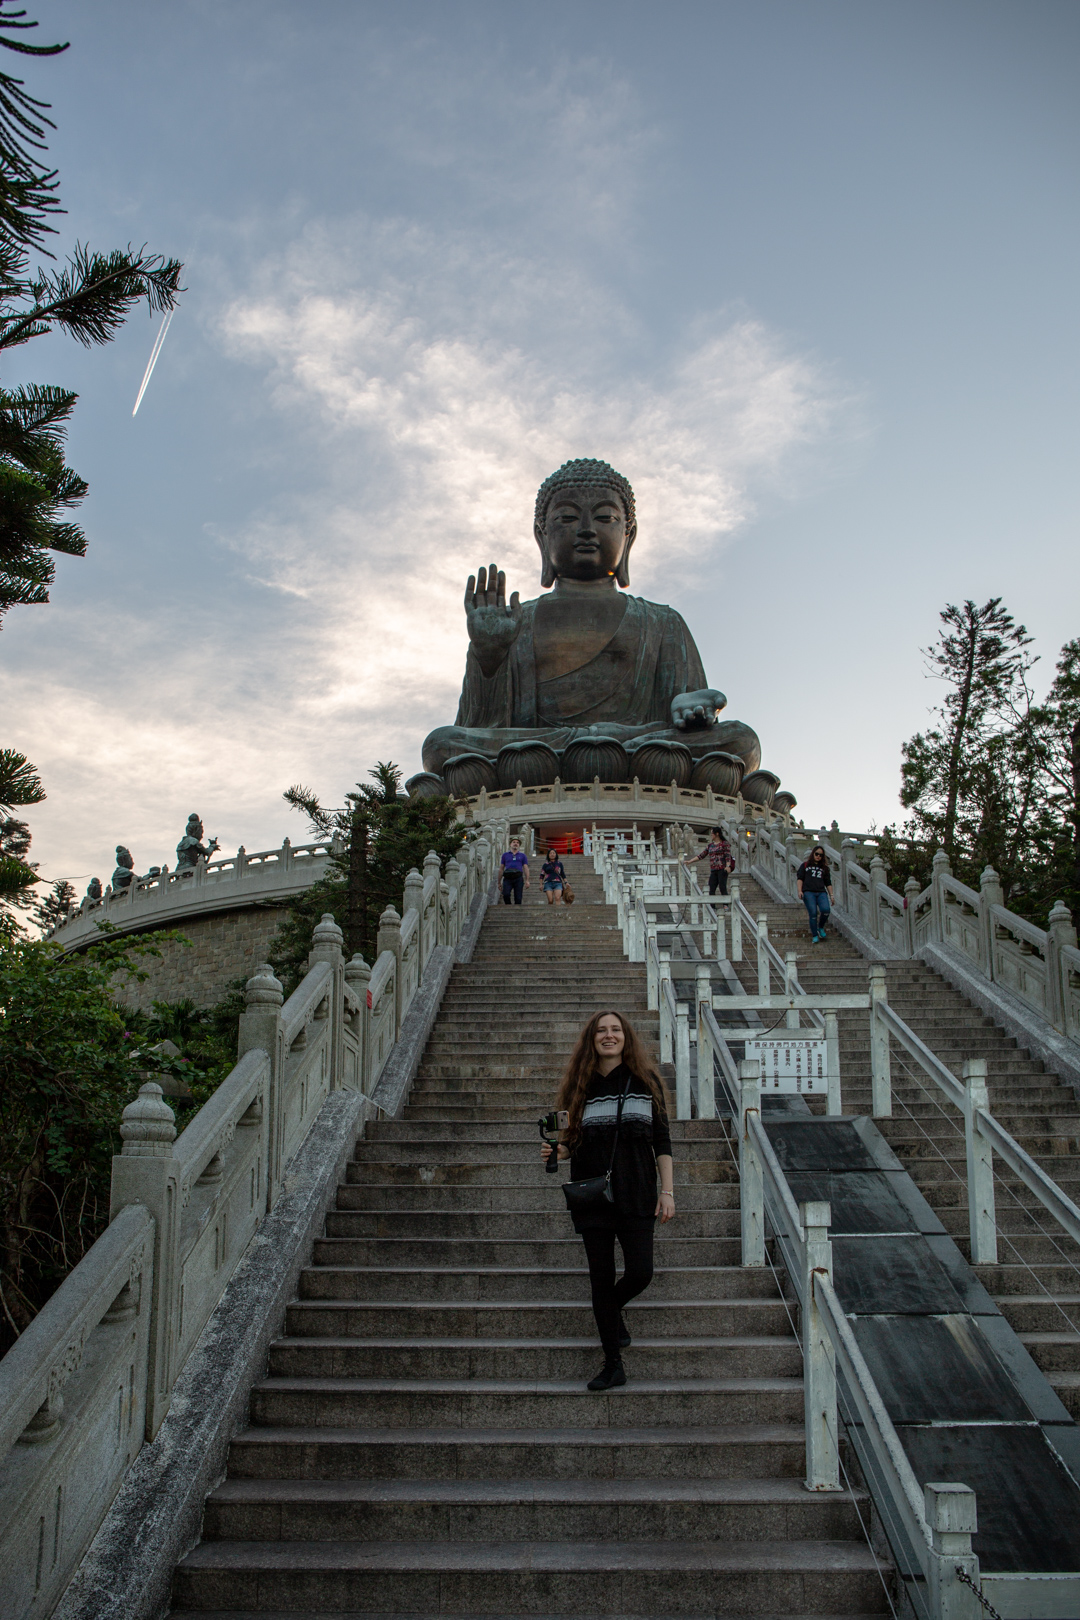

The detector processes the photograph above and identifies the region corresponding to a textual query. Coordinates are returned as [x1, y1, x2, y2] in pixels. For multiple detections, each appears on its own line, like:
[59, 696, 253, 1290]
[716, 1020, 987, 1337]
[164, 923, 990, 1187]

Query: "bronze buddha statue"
[418, 459, 779, 804]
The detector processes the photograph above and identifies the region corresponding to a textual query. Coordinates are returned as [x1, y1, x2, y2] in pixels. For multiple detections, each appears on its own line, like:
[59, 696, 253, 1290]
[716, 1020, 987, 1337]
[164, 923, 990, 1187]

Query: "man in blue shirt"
[501, 838, 530, 905]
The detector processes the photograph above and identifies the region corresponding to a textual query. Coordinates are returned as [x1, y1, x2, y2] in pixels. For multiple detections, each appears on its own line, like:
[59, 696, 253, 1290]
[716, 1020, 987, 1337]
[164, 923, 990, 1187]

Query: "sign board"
[744, 1037, 827, 1094]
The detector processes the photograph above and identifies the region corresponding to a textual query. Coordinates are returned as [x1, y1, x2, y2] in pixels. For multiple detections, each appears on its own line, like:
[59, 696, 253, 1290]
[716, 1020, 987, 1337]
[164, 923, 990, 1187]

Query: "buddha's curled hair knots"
[534, 459, 636, 533]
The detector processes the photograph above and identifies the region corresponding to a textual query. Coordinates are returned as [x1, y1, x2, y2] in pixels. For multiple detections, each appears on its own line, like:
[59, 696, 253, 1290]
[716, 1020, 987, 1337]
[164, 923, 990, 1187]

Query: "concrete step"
[333, 1185, 739, 1212]
[225, 1422, 811, 1481]
[994, 1294, 1080, 1332]
[200, 1476, 866, 1544]
[248, 1376, 806, 1430]
[309, 1237, 744, 1267]
[324, 1210, 741, 1239]
[283, 1299, 796, 1340]
[173, 1536, 890, 1615]
[264, 1336, 803, 1381]
[298, 1265, 766, 1303]
[342, 1161, 738, 1188]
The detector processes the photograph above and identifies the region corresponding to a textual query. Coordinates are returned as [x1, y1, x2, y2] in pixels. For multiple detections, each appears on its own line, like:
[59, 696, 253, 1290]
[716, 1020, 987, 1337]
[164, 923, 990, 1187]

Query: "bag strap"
[604, 1071, 631, 1183]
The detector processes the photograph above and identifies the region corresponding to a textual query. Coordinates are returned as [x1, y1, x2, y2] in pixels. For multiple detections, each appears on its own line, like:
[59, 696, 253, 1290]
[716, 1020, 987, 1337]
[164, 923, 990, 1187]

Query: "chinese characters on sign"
[744, 1037, 827, 1093]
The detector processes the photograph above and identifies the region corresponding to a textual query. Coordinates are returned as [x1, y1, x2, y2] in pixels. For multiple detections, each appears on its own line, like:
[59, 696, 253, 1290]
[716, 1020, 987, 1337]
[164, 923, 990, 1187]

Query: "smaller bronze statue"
[175, 813, 220, 872]
[86, 877, 102, 901]
[111, 846, 136, 891]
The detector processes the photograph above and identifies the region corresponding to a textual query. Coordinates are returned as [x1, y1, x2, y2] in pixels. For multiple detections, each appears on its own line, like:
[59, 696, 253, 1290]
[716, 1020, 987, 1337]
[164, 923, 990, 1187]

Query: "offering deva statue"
[175, 813, 220, 872]
[419, 459, 778, 803]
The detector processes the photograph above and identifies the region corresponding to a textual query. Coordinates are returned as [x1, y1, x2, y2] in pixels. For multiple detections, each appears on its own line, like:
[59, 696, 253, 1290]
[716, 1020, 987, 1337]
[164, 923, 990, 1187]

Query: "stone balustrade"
[42, 837, 340, 951]
[745, 821, 1080, 1056]
[0, 830, 498, 1620]
[455, 777, 797, 831]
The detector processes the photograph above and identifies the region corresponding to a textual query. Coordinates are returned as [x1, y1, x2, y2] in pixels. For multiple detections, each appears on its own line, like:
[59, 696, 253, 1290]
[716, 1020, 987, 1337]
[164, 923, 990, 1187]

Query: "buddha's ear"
[535, 521, 556, 588]
[614, 522, 637, 589]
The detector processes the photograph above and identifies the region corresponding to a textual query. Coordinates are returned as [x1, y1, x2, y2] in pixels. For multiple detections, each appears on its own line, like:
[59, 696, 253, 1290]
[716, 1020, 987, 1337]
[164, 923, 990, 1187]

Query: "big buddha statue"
[416, 459, 784, 807]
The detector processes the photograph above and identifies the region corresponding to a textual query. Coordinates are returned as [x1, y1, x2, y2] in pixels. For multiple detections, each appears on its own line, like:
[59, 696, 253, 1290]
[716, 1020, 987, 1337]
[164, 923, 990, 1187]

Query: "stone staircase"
[171, 861, 889, 1617]
[734, 875, 1080, 1423]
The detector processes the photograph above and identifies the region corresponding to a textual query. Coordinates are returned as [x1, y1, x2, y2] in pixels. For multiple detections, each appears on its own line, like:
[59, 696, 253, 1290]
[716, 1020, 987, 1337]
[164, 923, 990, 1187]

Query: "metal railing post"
[757, 914, 770, 996]
[962, 1058, 998, 1265]
[739, 1060, 764, 1266]
[869, 964, 892, 1117]
[659, 951, 672, 1064]
[825, 1011, 841, 1116]
[784, 949, 799, 1030]
[730, 879, 742, 960]
[801, 1201, 840, 1492]
[925, 1483, 981, 1619]
[696, 963, 714, 1121]
[675, 1001, 691, 1121]
[646, 921, 658, 1010]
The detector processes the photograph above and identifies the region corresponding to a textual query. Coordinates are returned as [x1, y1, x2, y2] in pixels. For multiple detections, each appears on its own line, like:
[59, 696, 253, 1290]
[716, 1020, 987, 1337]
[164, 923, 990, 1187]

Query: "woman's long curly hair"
[555, 1010, 669, 1147]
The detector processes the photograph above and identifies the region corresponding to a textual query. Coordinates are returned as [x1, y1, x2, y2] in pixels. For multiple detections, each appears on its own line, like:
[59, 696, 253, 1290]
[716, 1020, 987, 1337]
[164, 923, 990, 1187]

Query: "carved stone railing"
[455, 777, 801, 832]
[0, 831, 499, 1620]
[745, 823, 1080, 1052]
[42, 837, 340, 950]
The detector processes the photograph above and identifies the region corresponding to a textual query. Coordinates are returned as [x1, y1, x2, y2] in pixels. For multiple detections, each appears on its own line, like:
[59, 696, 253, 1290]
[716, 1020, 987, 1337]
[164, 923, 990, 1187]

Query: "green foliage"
[890, 603, 1079, 927]
[0, 9, 183, 625]
[273, 762, 465, 993]
[0, 929, 172, 1350]
[0, 746, 42, 911]
[29, 874, 73, 930]
[126, 985, 247, 1116]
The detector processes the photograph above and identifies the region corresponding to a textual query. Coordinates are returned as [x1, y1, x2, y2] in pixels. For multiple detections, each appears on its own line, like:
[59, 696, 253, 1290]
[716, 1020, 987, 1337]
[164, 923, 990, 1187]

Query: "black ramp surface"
[766, 1120, 880, 1173]
[784, 1170, 916, 1235]
[852, 1315, 1030, 1422]
[830, 1235, 967, 1314]
[899, 1425, 1080, 1571]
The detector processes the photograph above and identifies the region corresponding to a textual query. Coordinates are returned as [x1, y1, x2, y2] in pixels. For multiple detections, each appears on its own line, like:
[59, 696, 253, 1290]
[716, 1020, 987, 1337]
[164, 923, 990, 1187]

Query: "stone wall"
[113, 905, 289, 1012]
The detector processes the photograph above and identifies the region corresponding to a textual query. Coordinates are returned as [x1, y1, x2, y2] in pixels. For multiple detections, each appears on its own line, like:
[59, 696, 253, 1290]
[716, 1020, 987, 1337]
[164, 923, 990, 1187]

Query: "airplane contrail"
[132, 310, 174, 417]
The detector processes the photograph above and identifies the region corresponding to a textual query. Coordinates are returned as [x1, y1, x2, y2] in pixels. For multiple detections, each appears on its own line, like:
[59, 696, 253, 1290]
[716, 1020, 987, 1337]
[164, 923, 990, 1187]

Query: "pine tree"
[272, 764, 465, 992]
[0, 4, 183, 624]
[0, 746, 42, 918]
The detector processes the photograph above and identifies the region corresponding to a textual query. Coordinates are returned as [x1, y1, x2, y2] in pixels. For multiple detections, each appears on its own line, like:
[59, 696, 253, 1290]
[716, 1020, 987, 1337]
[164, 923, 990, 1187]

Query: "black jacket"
[568, 1063, 672, 1230]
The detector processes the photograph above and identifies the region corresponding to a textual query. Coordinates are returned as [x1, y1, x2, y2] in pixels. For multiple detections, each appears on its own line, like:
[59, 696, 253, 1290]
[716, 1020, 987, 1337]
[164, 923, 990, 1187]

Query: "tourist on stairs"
[539, 1010, 674, 1391]
[682, 825, 734, 895]
[500, 837, 530, 905]
[797, 845, 834, 942]
[541, 847, 567, 905]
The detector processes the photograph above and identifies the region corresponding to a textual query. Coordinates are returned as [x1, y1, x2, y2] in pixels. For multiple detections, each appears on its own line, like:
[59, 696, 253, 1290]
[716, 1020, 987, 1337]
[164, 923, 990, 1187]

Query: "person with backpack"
[797, 845, 834, 942]
[683, 827, 735, 895]
[539, 1009, 674, 1392]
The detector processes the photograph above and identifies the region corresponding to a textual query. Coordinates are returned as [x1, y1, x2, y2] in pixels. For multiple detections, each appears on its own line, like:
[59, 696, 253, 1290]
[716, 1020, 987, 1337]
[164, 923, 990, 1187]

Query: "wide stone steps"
[170, 859, 890, 1616]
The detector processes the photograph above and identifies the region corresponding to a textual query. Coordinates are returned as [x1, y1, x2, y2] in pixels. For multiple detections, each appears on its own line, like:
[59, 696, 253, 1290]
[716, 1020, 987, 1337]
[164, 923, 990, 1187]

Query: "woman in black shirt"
[796, 845, 834, 942]
[540, 1010, 674, 1390]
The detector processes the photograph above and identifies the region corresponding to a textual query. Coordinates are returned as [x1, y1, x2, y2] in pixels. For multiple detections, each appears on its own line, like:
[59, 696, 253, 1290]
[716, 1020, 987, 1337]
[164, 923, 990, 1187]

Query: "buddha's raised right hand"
[464, 563, 522, 678]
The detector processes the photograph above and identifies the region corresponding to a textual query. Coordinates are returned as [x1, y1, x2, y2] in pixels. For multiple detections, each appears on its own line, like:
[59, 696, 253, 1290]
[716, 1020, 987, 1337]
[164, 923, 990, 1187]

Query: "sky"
[2, 0, 1078, 892]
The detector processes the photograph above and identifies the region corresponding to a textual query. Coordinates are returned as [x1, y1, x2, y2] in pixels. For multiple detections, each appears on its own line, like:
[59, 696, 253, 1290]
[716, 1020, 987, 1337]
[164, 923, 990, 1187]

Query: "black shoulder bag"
[561, 1072, 629, 1214]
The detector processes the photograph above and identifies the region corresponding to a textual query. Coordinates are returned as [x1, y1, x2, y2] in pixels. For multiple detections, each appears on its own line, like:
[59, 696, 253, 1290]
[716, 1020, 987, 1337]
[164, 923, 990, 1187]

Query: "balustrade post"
[281, 836, 292, 872]
[801, 1201, 840, 1492]
[925, 1483, 981, 1620]
[696, 963, 714, 1120]
[659, 950, 673, 1063]
[825, 1012, 841, 1116]
[730, 878, 742, 961]
[931, 849, 952, 945]
[756, 914, 770, 996]
[785, 835, 799, 898]
[784, 949, 799, 1029]
[978, 866, 1004, 979]
[739, 1060, 764, 1266]
[675, 1001, 691, 1120]
[646, 920, 658, 1010]
[235, 844, 247, 877]
[236, 963, 285, 1205]
[868, 855, 887, 940]
[869, 964, 892, 1117]
[630, 876, 645, 960]
[377, 905, 404, 1025]
[904, 876, 920, 957]
[308, 913, 345, 1087]
[445, 857, 463, 945]
[402, 866, 423, 919]
[1046, 900, 1077, 1034]
[344, 953, 371, 1091]
[110, 1082, 179, 1437]
[839, 838, 856, 910]
[962, 1058, 998, 1265]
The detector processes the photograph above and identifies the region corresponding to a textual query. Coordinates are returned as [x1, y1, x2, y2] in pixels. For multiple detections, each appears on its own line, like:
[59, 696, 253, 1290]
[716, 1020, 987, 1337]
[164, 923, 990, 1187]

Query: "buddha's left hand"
[671, 689, 726, 730]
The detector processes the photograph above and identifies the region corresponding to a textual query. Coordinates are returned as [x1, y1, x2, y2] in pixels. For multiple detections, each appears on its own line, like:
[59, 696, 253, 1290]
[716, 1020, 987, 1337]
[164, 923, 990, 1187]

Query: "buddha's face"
[536, 484, 635, 583]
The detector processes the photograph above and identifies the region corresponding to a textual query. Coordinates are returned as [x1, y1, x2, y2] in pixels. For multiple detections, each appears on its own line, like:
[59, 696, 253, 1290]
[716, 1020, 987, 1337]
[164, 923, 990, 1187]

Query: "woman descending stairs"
[171, 861, 890, 1617]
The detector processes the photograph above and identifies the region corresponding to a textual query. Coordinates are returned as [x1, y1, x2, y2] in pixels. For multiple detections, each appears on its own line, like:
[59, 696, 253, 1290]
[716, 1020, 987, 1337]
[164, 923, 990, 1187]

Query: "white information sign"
[744, 1037, 827, 1094]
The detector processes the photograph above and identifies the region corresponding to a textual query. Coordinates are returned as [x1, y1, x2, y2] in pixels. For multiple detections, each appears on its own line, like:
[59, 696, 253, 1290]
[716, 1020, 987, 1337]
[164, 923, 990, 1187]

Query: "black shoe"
[587, 1358, 627, 1392]
[618, 1314, 632, 1349]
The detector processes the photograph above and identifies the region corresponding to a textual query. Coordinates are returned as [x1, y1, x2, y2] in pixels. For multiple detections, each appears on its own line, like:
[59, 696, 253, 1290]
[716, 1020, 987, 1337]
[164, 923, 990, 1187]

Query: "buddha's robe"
[422, 594, 761, 776]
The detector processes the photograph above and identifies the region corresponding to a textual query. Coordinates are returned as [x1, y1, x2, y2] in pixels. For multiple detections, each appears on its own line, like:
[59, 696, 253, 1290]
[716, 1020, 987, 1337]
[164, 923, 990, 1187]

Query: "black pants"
[502, 872, 524, 905]
[580, 1224, 655, 1360]
[708, 868, 729, 896]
